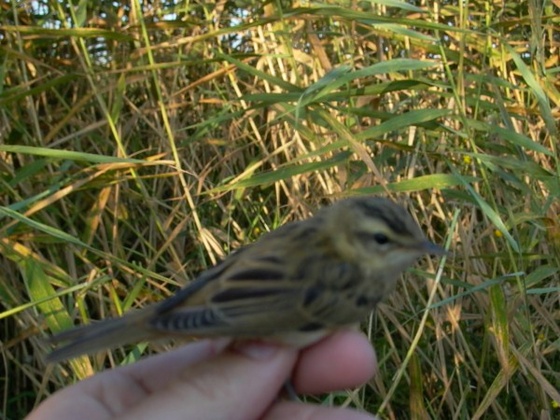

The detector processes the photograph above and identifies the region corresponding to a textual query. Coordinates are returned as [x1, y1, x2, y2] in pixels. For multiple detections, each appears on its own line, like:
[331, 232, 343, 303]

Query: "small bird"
[47, 196, 445, 362]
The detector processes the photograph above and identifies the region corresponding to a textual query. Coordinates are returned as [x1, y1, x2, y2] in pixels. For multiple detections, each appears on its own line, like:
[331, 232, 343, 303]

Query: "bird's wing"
[148, 242, 372, 337]
[149, 252, 306, 336]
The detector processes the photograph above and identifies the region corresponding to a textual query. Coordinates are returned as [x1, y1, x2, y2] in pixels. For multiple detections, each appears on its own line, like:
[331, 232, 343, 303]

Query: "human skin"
[28, 330, 378, 420]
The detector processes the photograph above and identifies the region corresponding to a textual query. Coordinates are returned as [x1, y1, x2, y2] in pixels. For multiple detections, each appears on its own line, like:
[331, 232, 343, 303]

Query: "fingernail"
[234, 341, 280, 360]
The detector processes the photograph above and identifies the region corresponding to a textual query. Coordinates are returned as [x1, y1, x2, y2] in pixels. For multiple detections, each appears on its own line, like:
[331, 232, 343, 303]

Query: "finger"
[121, 338, 231, 390]
[27, 340, 231, 420]
[265, 401, 378, 420]
[119, 342, 298, 420]
[293, 330, 377, 394]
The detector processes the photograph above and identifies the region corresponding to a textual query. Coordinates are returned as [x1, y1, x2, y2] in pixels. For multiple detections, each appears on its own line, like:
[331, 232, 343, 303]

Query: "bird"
[46, 196, 445, 363]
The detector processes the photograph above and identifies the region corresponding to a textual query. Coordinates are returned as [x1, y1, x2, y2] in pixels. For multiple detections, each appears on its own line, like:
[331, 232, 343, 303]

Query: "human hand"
[28, 330, 378, 420]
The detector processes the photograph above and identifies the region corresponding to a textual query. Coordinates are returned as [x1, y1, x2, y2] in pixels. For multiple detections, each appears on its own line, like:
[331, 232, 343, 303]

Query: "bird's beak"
[418, 240, 447, 256]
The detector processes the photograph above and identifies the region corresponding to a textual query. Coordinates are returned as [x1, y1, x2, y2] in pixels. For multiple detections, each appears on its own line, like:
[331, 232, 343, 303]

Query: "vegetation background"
[1, 0, 559, 418]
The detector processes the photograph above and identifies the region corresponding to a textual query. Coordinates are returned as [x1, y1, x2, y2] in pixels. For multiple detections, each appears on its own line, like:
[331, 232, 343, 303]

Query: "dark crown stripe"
[354, 199, 409, 235]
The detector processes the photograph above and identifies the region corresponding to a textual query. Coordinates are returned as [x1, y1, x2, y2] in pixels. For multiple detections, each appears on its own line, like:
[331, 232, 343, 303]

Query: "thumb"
[120, 342, 298, 420]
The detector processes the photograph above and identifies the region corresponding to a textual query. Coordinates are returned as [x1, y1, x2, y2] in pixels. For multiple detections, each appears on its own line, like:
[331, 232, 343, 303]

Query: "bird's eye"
[356, 231, 392, 246]
[372, 233, 390, 245]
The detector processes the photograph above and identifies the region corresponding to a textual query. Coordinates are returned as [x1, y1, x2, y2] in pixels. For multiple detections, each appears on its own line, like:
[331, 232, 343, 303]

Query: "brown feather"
[46, 197, 445, 362]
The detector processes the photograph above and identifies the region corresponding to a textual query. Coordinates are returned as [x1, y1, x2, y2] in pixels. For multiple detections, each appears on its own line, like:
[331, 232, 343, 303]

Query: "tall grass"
[1, 0, 559, 418]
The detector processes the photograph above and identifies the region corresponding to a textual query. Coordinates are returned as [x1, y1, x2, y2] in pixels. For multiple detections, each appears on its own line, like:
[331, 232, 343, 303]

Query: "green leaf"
[21, 259, 73, 333]
[210, 151, 352, 192]
[357, 109, 451, 140]
[0, 145, 145, 163]
[489, 283, 510, 370]
[454, 174, 520, 252]
[353, 174, 477, 194]
[506, 45, 558, 136]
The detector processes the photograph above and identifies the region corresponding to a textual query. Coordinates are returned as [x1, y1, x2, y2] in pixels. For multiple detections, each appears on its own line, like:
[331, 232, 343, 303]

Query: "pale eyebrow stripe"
[353, 199, 409, 235]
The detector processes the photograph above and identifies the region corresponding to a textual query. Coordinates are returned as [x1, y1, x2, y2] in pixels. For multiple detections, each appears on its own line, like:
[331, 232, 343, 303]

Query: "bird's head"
[322, 197, 445, 273]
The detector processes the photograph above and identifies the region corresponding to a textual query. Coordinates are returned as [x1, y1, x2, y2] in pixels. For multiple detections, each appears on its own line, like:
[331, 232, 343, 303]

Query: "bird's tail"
[46, 310, 154, 363]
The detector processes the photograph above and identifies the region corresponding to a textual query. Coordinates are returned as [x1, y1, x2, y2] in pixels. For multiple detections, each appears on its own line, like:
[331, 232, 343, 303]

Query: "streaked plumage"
[47, 196, 444, 362]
